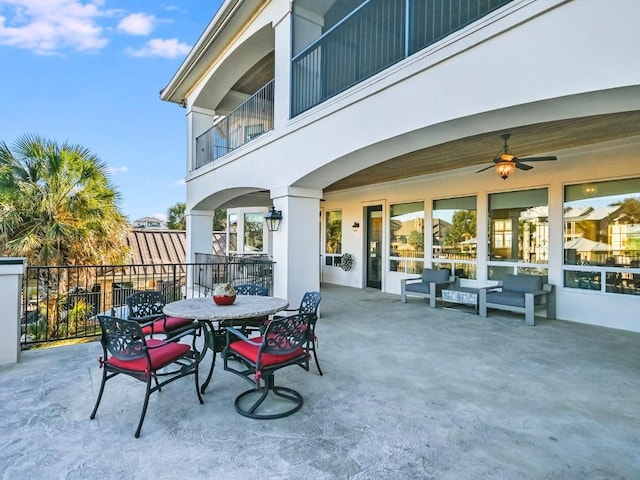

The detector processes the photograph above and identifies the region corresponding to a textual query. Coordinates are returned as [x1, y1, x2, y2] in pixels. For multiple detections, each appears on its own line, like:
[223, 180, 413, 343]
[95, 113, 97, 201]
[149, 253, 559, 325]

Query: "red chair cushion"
[229, 337, 304, 366]
[108, 339, 190, 373]
[142, 316, 194, 335]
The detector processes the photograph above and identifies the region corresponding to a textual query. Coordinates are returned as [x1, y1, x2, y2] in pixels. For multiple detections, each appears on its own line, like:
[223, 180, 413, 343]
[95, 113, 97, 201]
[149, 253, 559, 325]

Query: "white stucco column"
[273, 6, 292, 130]
[270, 187, 323, 307]
[186, 210, 214, 295]
[0, 258, 26, 365]
[186, 210, 215, 261]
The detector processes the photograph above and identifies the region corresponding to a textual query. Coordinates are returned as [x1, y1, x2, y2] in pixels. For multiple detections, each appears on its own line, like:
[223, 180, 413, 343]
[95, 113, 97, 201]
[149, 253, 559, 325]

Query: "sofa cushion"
[422, 268, 450, 284]
[405, 282, 430, 294]
[486, 291, 526, 308]
[502, 274, 543, 293]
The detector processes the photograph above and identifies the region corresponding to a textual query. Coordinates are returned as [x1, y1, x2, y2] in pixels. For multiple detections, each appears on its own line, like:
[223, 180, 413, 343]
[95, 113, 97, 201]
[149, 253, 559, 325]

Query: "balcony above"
[194, 80, 274, 170]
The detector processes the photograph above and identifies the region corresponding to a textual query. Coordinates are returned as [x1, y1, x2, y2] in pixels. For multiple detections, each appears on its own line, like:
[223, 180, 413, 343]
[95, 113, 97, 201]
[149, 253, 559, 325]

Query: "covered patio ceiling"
[326, 110, 640, 192]
[219, 110, 640, 207]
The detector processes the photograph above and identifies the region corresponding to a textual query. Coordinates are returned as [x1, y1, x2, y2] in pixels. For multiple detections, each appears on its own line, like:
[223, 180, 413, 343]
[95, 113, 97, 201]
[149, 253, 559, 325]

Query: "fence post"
[0, 257, 26, 365]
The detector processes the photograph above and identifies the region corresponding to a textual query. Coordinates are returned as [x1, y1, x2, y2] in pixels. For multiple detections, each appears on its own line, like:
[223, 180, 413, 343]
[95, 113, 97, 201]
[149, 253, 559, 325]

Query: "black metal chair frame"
[273, 291, 322, 375]
[126, 290, 198, 338]
[90, 315, 204, 437]
[222, 313, 311, 419]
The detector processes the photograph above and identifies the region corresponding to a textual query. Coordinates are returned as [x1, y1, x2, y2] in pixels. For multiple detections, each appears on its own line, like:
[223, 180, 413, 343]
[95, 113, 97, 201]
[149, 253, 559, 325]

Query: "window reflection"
[489, 189, 548, 263]
[564, 178, 640, 295]
[389, 202, 424, 274]
[325, 210, 342, 267]
[243, 213, 263, 252]
[432, 196, 476, 279]
[228, 214, 238, 252]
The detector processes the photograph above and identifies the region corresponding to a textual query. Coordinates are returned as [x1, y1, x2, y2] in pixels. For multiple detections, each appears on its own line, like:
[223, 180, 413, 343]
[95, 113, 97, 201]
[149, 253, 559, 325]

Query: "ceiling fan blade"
[516, 163, 534, 171]
[519, 156, 557, 162]
[475, 165, 495, 173]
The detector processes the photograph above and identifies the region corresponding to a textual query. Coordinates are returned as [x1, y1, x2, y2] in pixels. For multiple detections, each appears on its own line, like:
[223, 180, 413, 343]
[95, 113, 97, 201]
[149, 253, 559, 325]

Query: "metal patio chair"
[273, 291, 323, 375]
[223, 313, 312, 419]
[90, 315, 203, 437]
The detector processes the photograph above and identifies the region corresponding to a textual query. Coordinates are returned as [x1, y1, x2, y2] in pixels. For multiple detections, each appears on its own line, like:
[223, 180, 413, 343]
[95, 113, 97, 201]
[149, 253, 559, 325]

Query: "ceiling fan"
[476, 133, 558, 179]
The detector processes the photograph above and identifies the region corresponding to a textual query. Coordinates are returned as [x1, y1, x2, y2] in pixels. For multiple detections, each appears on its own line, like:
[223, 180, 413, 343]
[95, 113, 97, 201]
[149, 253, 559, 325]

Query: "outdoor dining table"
[163, 295, 289, 393]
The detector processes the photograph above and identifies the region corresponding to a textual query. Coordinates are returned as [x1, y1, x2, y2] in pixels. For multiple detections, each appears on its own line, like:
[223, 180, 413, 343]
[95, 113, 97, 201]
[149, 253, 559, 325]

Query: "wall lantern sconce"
[495, 160, 516, 180]
[264, 206, 283, 232]
[352, 221, 360, 232]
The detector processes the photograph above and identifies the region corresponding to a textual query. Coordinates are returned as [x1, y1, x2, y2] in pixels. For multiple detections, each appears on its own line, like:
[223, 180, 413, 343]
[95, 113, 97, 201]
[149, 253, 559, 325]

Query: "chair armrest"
[145, 324, 198, 349]
[272, 307, 299, 320]
[527, 289, 549, 297]
[479, 285, 502, 293]
[128, 313, 164, 325]
[400, 277, 422, 286]
[225, 326, 262, 346]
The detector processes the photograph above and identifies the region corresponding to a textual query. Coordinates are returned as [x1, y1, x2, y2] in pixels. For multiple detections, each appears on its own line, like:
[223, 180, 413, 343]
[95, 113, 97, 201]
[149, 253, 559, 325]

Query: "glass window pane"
[489, 188, 548, 263]
[389, 201, 424, 273]
[433, 196, 477, 261]
[243, 213, 263, 252]
[564, 178, 640, 267]
[564, 178, 640, 295]
[228, 214, 238, 252]
[433, 262, 476, 280]
[326, 210, 342, 254]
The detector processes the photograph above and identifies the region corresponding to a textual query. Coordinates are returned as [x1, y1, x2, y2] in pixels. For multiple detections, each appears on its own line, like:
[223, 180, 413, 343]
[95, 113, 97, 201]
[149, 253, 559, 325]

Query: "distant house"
[132, 216, 166, 229]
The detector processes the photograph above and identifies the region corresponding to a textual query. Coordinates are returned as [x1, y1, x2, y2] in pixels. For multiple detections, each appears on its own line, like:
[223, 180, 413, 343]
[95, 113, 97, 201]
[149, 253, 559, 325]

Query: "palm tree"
[167, 202, 187, 230]
[0, 134, 131, 338]
[0, 134, 130, 265]
[167, 201, 227, 231]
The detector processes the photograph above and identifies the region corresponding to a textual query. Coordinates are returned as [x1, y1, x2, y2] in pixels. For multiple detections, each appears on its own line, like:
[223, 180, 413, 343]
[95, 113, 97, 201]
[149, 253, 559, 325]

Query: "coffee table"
[441, 286, 480, 313]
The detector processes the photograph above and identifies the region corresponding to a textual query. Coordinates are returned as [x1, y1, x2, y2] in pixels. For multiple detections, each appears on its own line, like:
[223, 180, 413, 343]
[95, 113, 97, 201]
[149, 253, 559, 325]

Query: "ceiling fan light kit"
[476, 133, 558, 180]
[495, 160, 516, 180]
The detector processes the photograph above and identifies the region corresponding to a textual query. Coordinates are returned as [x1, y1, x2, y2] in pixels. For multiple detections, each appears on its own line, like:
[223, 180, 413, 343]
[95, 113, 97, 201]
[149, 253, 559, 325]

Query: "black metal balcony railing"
[21, 256, 274, 349]
[194, 80, 274, 170]
[291, 0, 513, 116]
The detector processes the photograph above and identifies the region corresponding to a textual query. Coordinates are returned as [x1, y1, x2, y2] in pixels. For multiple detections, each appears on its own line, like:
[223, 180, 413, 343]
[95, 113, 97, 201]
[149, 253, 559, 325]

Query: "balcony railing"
[291, 0, 513, 116]
[21, 257, 274, 349]
[194, 80, 274, 170]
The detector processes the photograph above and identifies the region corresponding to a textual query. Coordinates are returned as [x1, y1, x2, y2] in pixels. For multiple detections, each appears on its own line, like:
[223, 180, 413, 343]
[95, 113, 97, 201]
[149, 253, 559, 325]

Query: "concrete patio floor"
[1, 284, 639, 479]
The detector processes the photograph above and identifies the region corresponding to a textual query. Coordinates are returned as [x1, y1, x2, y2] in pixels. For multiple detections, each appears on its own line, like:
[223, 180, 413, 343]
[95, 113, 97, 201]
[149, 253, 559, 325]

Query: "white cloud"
[117, 12, 154, 36]
[125, 37, 191, 58]
[0, 0, 111, 54]
[108, 166, 129, 174]
[174, 178, 186, 186]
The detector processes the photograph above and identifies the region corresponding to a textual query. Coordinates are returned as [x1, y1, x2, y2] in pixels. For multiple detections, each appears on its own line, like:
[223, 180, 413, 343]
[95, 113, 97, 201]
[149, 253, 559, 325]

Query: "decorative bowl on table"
[213, 283, 236, 305]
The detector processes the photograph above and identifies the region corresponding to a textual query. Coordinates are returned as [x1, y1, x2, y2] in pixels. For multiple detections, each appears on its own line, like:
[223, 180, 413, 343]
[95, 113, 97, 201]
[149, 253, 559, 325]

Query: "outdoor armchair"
[400, 268, 457, 308]
[478, 274, 556, 326]
[90, 315, 203, 437]
[222, 313, 311, 419]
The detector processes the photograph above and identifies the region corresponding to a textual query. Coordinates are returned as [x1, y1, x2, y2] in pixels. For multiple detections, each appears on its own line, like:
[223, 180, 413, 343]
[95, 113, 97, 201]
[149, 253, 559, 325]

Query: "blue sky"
[0, 0, 224, 222]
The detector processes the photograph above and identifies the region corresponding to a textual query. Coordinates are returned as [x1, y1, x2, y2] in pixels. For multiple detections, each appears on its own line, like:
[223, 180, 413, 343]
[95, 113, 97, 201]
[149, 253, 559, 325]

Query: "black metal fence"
[21, 256, 274, 349]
